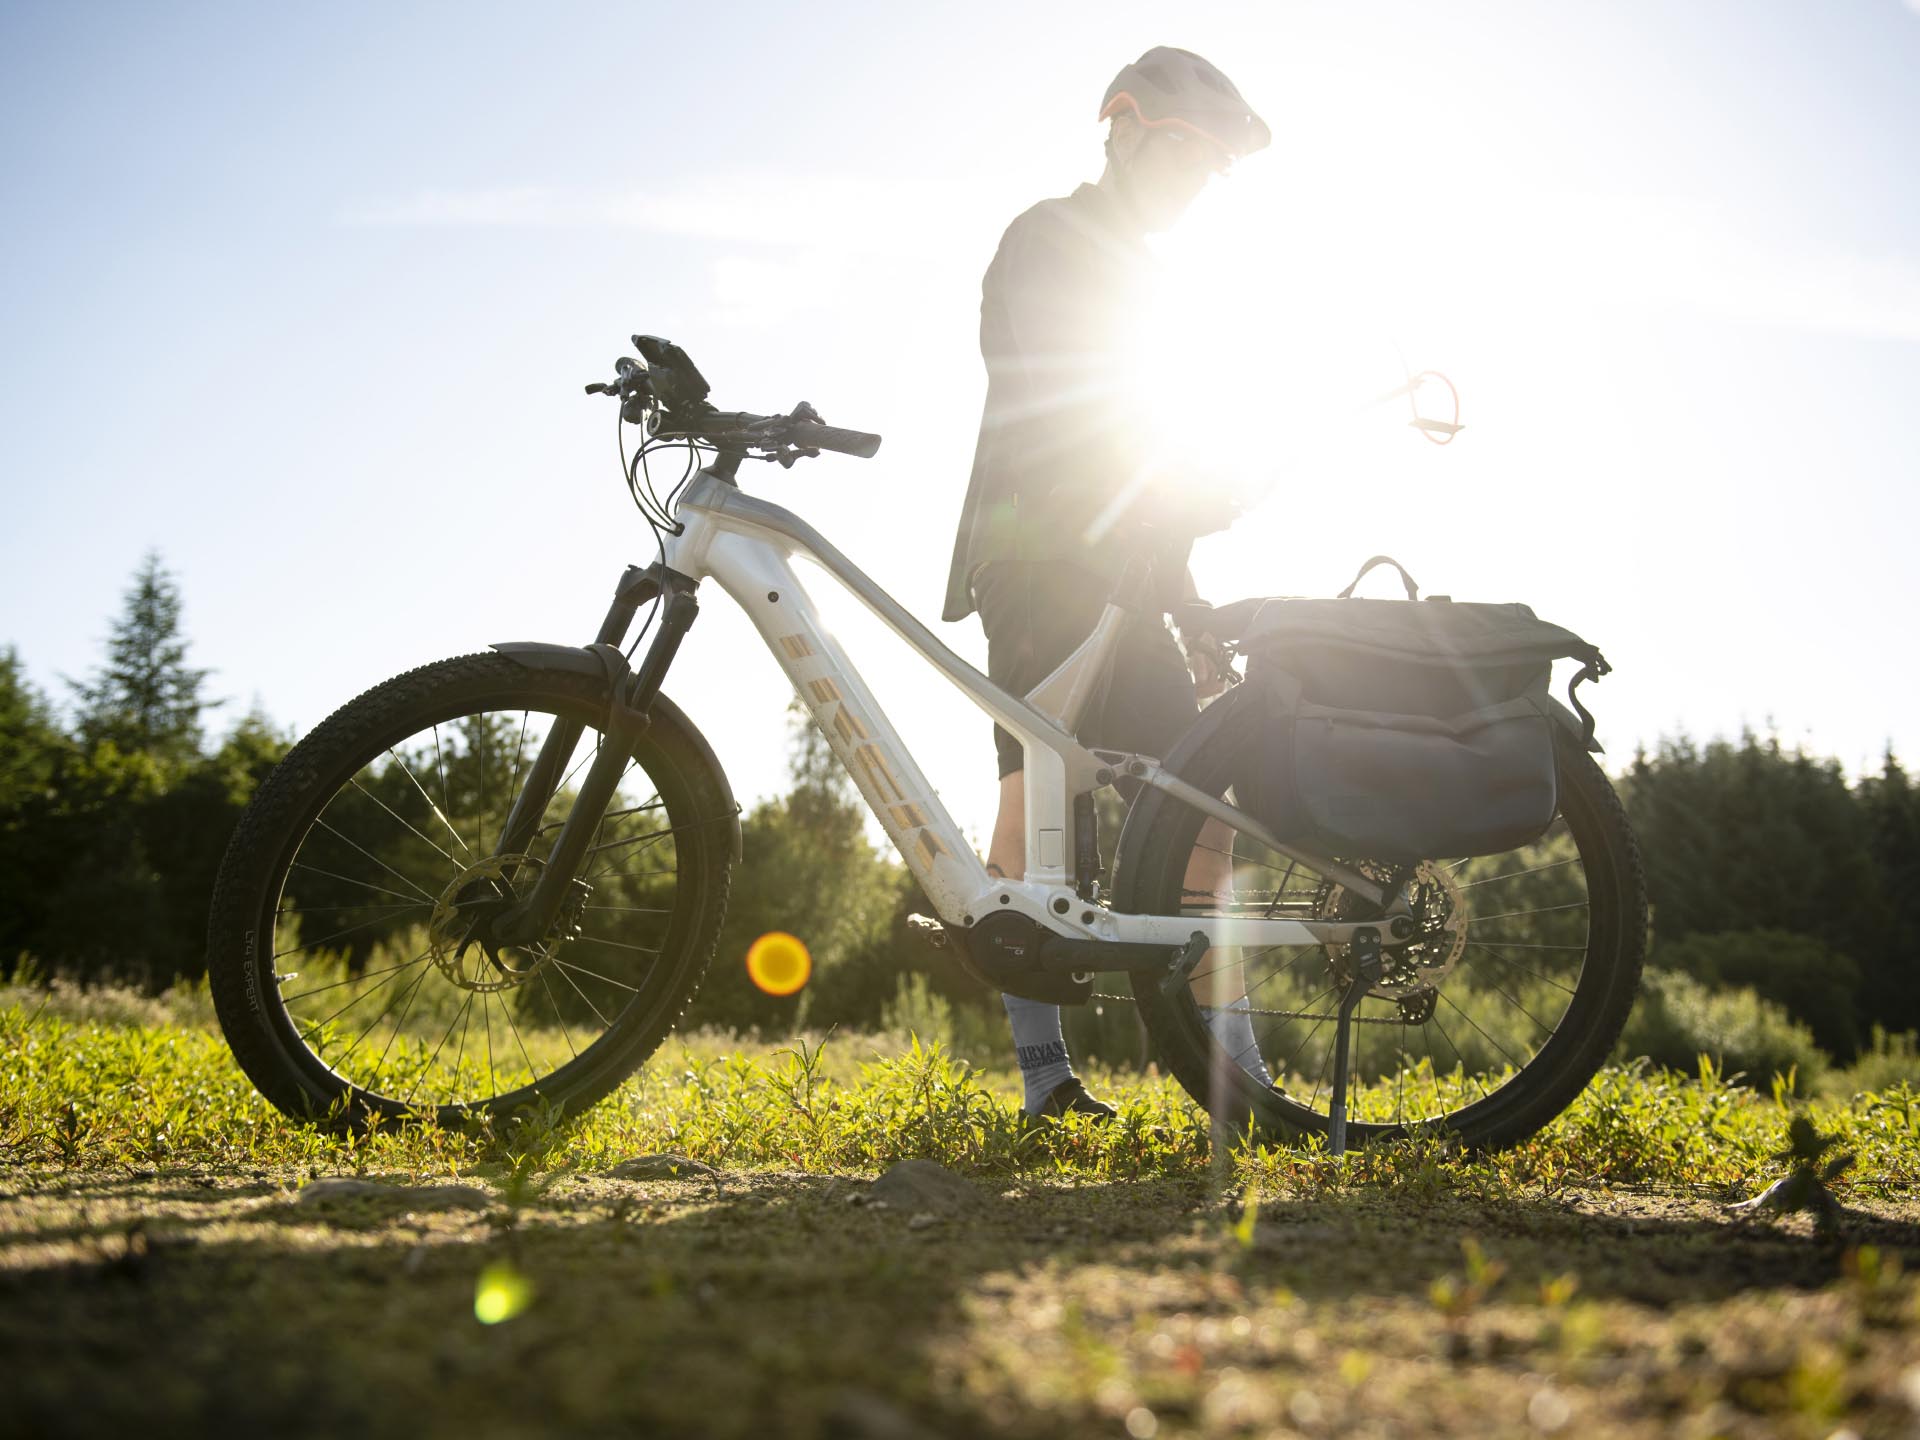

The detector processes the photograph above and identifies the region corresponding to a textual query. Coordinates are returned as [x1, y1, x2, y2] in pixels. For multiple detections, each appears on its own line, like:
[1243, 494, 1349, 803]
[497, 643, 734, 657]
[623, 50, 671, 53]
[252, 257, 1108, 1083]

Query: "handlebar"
[784, 418, 883, 459]
[584, 335, 881, 465]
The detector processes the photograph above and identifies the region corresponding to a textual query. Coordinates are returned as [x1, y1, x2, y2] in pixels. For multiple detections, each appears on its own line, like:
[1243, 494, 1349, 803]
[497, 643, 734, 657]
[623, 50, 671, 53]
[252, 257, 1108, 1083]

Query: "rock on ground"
[863, 1160, 986, 1215]
[605, 1153, 719, 1181]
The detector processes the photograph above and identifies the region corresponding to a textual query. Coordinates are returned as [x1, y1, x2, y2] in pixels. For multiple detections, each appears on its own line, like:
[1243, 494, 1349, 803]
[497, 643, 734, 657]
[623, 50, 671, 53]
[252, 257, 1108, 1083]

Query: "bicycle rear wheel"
[1113, 728, 1646, 1151]
[207, 653, 735, 1131]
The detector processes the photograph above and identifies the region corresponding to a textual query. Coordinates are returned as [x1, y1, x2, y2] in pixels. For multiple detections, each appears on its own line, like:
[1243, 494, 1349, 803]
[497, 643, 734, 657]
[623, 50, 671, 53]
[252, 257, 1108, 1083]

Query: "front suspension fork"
[490, 566, 700, 946]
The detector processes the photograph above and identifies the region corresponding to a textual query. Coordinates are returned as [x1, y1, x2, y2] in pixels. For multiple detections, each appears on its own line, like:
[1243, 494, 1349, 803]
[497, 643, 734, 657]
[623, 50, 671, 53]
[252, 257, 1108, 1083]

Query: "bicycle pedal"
[906, 913, 950, 949]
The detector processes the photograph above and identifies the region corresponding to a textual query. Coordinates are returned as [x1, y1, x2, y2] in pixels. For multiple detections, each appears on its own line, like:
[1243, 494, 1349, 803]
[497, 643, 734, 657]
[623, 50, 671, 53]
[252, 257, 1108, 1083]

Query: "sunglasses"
[1147, 125, 1234, 176]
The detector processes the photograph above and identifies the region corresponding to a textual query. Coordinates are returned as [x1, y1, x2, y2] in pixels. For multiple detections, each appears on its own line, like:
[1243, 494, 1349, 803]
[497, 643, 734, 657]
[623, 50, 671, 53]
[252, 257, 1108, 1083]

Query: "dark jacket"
[942, 183, 1156, 622]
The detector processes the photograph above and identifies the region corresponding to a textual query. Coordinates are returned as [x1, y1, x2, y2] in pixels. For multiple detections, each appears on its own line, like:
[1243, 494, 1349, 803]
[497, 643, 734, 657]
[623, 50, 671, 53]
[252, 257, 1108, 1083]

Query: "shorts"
[974, 560, 1199, 779]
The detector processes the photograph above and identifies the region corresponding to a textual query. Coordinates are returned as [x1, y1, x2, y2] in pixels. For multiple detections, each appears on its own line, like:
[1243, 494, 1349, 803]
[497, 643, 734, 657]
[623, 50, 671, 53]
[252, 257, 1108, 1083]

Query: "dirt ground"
[3, 1162, 1918, 1439]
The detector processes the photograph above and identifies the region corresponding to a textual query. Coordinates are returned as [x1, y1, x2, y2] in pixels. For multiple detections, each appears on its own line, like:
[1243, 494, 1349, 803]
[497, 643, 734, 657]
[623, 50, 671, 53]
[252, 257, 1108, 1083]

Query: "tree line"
[3, 554, 1916, 1068]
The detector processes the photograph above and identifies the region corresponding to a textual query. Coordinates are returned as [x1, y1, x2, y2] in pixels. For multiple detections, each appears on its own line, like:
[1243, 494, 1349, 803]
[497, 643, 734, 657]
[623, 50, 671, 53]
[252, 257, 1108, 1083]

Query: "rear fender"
[1546, 695, 1604, 753]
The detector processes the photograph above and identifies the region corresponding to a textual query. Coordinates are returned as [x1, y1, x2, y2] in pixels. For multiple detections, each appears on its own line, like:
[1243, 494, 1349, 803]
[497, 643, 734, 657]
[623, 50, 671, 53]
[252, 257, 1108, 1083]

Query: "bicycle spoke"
[495, 988, 544, 1093]
[583, 826, 679, 860]
[1458, 940, 1586, 951]
[577, 935, 664, 956]
[551, 959, 614, 1029]
[482, 991, 497, 1100]
[1467, 900, 1589, 926]
[1456, 856, 1581, 890]
[1242, 951, 1330, 1002]
[404, 990, 476, 1109]
[1352, 1004, 1364, 1126]
[389, 745, 474, 860]
[273, 907, 430, 963]
[367, 962, 434, 1079]
[349, 776, 461, 871]
[278, 900, 427, 920]
[1275, 985, 1340, 1080]
[1457, 963, 1556, 1035]
[312, 818, 439, 905]
[1427, 1010, 1488, 1101]
[507, 713, 531, 819]
[289, 862, 421, 906]
[282, 950, 435, 1003]
[553, 956, 644, 994]
[429, 725, 474, 857]
[475, 718, 491, 856]
[296, 949, 431, 1037]
[1437, 988, 1527, 1072]
[451, 987, 474, 1099]
[1463, 942, 1580, 995]
[1184, 942, 1312, 988]
[537, 971, 583, 1061]
[333, 963, 432, 1071]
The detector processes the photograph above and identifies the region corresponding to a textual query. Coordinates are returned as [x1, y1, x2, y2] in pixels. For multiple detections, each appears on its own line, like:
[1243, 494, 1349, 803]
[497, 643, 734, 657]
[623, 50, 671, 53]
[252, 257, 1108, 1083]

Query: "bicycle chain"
[1090, 992, 1417, 1025]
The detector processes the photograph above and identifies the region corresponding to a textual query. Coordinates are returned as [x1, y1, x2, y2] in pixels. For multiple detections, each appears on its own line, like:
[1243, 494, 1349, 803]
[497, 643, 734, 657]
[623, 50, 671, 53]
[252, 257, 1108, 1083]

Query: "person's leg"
[1094, 611, 1273, 1087]
[986, 770, 1024, 882]
[977, 566, 1112, 1119]
[1183, 818, 1274, 1086]
[988, 768, 1111, 1116]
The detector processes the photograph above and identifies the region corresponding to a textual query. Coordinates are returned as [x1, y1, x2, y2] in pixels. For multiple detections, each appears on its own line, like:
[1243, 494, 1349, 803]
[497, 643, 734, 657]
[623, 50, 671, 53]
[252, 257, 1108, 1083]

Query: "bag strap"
[1336, 554, 1420, 601]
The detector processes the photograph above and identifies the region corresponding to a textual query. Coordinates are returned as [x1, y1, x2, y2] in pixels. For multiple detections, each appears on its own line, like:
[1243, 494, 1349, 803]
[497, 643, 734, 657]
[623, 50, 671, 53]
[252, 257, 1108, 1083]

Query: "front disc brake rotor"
[427, 854, 555, 993]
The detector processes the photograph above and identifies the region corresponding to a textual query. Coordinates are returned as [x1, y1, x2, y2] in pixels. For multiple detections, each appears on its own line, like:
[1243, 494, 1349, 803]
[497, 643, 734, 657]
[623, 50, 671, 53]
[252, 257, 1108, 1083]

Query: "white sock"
[1002, 993, 1074, 1113]
[1203, 996, 1273, 1086]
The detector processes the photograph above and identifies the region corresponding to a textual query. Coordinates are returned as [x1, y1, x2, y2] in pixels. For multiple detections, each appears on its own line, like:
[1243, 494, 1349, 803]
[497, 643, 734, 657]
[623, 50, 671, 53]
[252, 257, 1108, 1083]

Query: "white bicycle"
[207, 335, 1646, 1151]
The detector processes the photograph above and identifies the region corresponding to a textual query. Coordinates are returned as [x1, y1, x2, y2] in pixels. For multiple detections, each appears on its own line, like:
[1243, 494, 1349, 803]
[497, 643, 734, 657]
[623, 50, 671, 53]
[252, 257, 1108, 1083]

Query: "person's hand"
[1186, 633, 1232, 700]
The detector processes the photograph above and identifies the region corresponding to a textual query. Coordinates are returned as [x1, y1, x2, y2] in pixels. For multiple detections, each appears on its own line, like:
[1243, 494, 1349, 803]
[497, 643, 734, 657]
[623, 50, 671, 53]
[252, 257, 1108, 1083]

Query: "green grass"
[3, 980, 1919, 1438]
[6, 980, 1918, 1195]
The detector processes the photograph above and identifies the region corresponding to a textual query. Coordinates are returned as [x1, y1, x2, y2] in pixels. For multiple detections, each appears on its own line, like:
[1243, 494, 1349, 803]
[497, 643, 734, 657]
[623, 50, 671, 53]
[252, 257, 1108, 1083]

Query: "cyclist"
[944, 47, 1275, 1121]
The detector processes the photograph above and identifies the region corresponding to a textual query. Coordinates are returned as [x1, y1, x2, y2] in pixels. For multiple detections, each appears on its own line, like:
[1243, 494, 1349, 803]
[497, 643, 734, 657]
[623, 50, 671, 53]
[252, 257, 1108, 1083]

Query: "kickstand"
[1326, 927, 1382, 1158]
[1161, 929, 1210, 997]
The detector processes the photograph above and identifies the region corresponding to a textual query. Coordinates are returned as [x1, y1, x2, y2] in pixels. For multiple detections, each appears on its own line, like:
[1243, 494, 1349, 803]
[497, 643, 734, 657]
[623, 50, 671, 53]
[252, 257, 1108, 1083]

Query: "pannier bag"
[1204, 556, 1610, 862]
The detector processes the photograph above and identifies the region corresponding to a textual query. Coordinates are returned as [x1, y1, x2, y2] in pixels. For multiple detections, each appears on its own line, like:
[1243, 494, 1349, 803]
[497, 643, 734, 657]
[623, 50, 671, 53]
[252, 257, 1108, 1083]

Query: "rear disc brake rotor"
[1319, 859, 1466, 1000]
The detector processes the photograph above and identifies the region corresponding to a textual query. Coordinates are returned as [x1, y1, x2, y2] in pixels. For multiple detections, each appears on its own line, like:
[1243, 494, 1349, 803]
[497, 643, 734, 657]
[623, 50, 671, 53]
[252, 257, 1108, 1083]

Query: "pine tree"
[69, 551, 216, 763]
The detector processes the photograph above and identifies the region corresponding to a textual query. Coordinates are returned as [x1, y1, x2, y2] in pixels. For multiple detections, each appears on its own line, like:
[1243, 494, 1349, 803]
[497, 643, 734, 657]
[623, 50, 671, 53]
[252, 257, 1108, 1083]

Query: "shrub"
[1616, 969, 1828, 1091]
[1651, 929, 1861, 1058]
[1823, 1026, 1920, 1097]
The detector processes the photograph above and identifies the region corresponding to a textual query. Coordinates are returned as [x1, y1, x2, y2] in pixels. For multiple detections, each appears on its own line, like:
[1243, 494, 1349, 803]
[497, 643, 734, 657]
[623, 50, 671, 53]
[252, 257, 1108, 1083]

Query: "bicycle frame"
[493, 460, 1393, 957]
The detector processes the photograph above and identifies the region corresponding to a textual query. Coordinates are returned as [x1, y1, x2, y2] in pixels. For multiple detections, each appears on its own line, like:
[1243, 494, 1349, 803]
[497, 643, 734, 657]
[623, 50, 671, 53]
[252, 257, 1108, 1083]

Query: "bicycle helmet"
[1099, 46, 1270, 160]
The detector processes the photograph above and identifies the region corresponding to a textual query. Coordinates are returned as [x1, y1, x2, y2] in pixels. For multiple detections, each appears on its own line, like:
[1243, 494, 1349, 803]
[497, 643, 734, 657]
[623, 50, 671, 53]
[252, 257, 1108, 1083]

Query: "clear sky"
[4, 0, 1918, 855]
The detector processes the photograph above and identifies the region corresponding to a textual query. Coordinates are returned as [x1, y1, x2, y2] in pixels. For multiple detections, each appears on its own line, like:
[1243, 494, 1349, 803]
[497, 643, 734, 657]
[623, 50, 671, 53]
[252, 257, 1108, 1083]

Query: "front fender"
[489, 641, 743, 862]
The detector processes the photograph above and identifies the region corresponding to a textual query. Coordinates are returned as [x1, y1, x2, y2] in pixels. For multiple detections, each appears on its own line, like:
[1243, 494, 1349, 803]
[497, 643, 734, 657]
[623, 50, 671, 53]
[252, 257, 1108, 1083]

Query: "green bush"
[1823, 1025, 1920, 1097]
[1616, 969, 1828, 1091]
[1650, 928, 1862, 1058]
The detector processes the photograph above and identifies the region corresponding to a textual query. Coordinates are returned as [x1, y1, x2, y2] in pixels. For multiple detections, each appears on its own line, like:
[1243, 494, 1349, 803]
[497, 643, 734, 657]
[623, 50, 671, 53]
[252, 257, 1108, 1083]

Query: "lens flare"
[474, 1261, 532, 1324]
[745, 931, 811, 996]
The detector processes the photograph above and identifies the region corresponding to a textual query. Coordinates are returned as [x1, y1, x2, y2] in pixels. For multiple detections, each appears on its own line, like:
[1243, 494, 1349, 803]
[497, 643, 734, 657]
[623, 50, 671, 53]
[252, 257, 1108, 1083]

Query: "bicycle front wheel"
[1114, 729, 1646, 1151]
[207, 653, 735, 1131]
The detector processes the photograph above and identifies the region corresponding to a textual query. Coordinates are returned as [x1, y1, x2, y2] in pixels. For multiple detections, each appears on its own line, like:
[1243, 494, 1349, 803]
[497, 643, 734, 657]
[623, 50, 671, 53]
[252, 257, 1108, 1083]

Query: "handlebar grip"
[793, 422, 882, 459]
